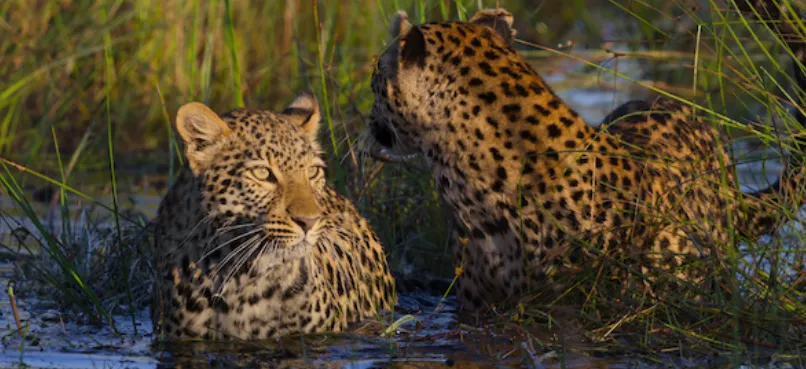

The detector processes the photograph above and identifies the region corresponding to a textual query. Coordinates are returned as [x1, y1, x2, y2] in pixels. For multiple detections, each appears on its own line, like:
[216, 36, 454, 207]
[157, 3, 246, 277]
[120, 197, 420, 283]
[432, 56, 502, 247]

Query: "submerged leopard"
[368, 9, 805, 312]
[151, 92, 396, 340]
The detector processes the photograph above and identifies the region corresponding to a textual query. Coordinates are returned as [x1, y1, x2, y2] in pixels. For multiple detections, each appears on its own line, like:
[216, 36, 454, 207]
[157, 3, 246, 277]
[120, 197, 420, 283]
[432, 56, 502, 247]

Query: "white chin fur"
[260, 242, 312, 269]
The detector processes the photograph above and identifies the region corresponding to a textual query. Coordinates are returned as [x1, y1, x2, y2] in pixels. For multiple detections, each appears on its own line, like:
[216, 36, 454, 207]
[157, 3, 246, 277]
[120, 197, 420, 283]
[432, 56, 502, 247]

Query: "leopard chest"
[162, 243, 332, 339]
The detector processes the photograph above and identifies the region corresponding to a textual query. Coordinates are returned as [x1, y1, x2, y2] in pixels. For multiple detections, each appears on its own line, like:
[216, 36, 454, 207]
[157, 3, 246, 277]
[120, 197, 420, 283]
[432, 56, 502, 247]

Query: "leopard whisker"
[200, 227, 263, 263]
[212, 232, 262, 277]
[214, 235, 263, 296]
[217, 234, 269, 295]
[210, 222, 256, 237]
[242, 235, 274, 284]
[204, 219, 250, 247]
[163, 214, 214, 257]
[204, 221, 257, 250]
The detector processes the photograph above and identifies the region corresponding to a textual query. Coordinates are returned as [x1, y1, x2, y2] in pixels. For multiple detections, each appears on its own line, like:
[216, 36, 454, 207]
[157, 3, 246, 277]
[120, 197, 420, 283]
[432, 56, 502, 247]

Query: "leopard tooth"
[381, 147, 418, 161]
[368, 147, 418, 162]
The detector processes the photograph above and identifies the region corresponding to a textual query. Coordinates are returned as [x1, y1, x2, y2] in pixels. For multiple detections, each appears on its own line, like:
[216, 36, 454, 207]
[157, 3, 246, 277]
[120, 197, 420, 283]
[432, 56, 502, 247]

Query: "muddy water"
[0, 278, 627, 369]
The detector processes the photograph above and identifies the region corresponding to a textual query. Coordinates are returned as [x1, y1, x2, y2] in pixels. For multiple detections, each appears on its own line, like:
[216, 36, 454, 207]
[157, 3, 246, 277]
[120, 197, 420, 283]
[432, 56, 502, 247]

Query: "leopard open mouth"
[371, 122, 397, 148]
[368, 122, 418, 162]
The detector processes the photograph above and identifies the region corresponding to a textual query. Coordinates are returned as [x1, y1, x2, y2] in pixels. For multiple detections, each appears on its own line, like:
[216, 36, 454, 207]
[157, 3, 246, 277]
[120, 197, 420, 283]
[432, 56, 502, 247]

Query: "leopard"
[151, 91, 396, 340]
[367, 8, 806, 313]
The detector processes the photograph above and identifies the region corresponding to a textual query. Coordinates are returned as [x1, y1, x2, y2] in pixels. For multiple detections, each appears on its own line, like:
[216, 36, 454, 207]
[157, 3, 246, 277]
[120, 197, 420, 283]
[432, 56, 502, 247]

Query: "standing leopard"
[151, 91, 396, 340]
[368, 8, 805, 312]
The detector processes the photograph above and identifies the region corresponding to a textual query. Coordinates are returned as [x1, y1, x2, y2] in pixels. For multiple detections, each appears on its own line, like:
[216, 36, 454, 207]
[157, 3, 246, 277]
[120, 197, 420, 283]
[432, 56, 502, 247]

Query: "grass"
[1, 0, 806, 366]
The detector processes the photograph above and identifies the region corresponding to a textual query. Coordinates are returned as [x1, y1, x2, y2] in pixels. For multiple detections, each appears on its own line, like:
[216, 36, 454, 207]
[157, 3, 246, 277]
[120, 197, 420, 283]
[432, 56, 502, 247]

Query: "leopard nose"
[292, 216, 319, 233]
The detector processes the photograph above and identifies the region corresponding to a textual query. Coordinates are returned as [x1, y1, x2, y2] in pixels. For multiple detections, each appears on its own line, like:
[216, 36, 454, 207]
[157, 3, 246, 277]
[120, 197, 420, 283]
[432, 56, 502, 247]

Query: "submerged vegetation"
[1, 0, 806, 366]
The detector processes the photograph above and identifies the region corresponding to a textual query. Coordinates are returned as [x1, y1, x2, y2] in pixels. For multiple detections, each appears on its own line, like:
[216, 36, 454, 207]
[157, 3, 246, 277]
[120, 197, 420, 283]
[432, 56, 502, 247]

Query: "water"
[0, 282, 627, 369]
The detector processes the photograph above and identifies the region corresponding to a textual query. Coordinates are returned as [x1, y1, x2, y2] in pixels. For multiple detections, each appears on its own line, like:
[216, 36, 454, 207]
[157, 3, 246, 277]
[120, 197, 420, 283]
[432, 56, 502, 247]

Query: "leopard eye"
[251, 167, 275, 182]
[308, 165, 325, 180]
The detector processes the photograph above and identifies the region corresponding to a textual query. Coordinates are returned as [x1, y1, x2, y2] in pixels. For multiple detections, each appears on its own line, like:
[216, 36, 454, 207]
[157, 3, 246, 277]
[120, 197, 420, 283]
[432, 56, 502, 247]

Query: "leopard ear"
[401, 24, 426, 68]
[176, 102, 233, 175]
[469, 8, 516, 44]
[391, 10, 413, 39]
[380, 11, 426, 79]
[282, 91, 321, 139]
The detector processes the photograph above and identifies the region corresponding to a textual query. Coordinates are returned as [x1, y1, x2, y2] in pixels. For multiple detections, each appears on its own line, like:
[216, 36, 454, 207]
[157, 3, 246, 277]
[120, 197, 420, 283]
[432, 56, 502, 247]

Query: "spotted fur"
[368, 9, 804, 312]
[152, 92, 396, 340]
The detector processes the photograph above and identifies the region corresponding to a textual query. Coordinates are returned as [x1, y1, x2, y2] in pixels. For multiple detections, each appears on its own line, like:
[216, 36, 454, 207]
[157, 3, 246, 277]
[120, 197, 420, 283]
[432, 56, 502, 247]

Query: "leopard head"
[175, 92, 327, 251]
[369, 9, 516, 157]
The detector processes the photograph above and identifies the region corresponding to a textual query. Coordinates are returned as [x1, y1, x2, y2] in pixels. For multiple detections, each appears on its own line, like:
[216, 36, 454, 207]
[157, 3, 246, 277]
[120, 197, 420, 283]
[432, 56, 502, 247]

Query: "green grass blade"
[223, 0, 243, 108]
